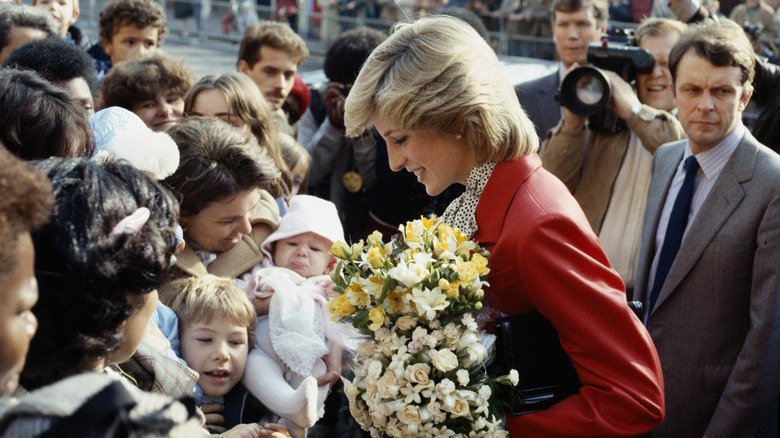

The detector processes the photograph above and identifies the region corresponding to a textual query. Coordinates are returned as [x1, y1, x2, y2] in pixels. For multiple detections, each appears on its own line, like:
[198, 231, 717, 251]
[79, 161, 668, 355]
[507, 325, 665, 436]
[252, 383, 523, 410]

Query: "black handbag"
[493, 312, 582, 415]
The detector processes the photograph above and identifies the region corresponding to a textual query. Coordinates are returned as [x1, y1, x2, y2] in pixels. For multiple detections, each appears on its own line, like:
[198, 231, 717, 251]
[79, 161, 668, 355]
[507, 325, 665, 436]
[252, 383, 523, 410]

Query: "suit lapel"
[634, 143, 683, 302]
[652, 135, 757, 314]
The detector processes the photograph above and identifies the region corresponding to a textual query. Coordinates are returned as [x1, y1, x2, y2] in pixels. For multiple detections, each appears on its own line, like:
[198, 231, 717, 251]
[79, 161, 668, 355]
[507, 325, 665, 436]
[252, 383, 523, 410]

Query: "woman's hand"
[201, 402, 227, 432]
[259, 422, 294, 438]
[221, 423, 263, 437]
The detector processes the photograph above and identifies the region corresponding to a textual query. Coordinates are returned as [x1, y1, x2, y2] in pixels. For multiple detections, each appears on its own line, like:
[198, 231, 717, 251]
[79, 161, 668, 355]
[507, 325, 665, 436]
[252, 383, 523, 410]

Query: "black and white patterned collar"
[441, 161, 497, 239]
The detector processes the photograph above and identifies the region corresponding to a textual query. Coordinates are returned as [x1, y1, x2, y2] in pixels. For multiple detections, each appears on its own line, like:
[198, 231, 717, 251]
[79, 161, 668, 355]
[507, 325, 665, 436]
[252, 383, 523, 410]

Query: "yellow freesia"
[327, 294, 356, 319]
[368, 307, 385, 331]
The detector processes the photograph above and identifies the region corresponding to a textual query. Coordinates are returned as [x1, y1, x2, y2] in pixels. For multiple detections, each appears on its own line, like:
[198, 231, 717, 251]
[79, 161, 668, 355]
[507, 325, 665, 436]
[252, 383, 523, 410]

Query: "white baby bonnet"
[89, 107, 180, 180]
[261, 195, 346, 262]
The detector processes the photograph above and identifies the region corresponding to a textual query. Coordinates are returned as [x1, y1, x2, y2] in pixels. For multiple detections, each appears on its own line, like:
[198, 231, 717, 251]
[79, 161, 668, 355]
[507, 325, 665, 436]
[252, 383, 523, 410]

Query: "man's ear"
[237, 59, 250, 74]
[738, 84, 754, 111]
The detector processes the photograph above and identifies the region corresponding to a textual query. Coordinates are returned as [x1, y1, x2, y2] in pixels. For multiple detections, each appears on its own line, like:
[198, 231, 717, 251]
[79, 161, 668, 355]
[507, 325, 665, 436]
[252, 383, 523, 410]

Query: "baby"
[238, 195, 346, 437]
[167, 274, 289, 436]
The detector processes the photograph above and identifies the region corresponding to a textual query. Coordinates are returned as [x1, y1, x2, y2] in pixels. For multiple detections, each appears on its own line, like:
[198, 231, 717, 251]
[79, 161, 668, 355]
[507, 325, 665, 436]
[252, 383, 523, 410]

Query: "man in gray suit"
[634, 19, 780, 437]
[515, 0, 607, 141]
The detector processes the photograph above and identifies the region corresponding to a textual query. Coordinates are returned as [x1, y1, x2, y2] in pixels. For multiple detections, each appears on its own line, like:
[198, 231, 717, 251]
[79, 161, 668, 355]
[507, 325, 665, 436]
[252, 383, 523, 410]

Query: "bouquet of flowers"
[327, 217, 518, 438]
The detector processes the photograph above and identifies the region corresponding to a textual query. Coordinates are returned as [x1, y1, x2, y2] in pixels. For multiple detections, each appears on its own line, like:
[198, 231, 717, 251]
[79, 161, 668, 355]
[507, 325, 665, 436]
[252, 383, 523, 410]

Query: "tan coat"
[540, 105, 686, 234]
[171, 189, 281, 280]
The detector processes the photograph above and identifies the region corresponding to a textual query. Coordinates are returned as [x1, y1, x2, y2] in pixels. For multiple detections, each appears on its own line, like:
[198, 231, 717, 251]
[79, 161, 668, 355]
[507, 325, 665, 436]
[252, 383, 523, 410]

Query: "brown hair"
[0, 68, 93, 159]
[0, 143, 52, 276]
[100, 53, 194, 110]
[237, 21, 309, 68]
[668, 19, 755, 87]
[98, 0, 166, 45]
[635, 17, 687, 45]
[551, 0, 609, 24]
[163, 117, 281, 218]
[183, 73, 290, 197]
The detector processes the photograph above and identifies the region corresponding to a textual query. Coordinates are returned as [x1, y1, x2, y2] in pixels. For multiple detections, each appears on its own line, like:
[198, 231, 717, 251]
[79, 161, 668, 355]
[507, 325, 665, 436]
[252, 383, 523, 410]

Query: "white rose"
[397, 404, 422, 425]
[431, 348, 459, 372]
[378, 371, 400, 398]
[371, 411, 387, 428]
[509, 369, 519, 386]
[450, 395, 470, 417]
[404, 363, 431, 385]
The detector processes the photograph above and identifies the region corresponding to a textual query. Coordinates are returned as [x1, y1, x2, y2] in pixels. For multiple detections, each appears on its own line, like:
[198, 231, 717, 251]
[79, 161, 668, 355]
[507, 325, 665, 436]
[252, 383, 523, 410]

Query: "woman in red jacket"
[343, 15, 665, 437]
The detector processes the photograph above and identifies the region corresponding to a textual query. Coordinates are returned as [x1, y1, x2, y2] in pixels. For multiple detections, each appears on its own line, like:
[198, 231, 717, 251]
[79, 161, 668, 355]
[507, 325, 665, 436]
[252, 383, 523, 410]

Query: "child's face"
[33, 0, 79, 38]
[0, 234, 38, 396]
[273, 232, 335, 277]
[102, 24, 159, 65]
[131, 89, 184, 132]
[180, 317, 249, 398]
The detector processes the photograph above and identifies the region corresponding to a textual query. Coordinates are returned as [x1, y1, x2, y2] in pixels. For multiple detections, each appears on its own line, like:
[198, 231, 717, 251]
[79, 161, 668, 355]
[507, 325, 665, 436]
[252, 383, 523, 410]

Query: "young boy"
[166, 274, 290, 436]
[31, 0, 90, 49]
[238, 195, 347, 437]
[88, 0, 167, 78]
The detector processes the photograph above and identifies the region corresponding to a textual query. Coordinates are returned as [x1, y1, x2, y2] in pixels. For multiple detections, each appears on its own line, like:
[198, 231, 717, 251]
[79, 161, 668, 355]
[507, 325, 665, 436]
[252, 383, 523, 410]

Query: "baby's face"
[273, 232, 335, 277]
[180, 317, 249, 398]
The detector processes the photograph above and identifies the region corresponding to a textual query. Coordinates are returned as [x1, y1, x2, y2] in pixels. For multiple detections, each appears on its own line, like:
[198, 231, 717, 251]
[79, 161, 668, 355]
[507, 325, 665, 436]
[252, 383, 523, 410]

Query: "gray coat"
[633, 131, 780, 437]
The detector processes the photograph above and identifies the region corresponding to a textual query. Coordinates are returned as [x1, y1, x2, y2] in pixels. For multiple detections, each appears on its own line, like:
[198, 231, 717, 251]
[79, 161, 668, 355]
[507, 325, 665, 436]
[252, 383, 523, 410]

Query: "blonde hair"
[163, 275, 256, 347]
[32, 0, 79, 14]
[635, 17, 687, 46]
[344, 15, 538, 163]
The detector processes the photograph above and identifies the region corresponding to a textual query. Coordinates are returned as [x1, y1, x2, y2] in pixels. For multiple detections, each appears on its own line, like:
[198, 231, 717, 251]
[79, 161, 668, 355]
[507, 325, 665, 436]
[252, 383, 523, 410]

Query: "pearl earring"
[455, 134, 463, 140]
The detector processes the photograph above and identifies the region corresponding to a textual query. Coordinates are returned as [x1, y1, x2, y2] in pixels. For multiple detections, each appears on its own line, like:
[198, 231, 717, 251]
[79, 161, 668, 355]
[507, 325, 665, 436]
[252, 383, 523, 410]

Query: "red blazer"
[473, 154, 664, 437]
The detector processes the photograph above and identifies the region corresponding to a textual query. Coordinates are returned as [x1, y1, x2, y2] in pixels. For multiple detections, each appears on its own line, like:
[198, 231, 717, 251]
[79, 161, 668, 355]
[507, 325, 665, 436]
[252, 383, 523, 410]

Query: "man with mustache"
[238, 21, 309, 136]
[540, 17, 687, 293]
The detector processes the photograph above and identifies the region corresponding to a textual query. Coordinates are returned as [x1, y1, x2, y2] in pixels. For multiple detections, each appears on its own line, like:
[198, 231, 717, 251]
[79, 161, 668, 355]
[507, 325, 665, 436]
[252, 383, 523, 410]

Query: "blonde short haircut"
[344, 15, 538, 163]
[163, 275, 256, 347]
[32, 0, 79, 15]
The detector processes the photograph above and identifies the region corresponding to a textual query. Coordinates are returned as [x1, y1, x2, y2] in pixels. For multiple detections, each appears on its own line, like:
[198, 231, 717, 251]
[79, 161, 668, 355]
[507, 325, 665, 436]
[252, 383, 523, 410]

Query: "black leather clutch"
[493, 312, 582, 415]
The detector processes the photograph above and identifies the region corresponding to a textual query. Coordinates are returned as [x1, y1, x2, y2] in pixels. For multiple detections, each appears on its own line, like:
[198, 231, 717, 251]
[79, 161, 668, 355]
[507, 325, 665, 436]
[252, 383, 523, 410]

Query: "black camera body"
[558, 29, 654, 133]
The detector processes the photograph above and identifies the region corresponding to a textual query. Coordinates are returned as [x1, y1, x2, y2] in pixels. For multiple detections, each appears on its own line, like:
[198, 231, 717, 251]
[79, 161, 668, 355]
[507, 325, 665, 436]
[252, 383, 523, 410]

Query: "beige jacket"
[172, 189, 281, 279]
[540, 105, 686, 234]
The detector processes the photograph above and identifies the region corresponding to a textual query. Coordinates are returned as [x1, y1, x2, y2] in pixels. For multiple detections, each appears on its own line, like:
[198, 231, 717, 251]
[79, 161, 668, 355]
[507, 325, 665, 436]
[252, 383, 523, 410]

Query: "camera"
[557, 28, 654, 133]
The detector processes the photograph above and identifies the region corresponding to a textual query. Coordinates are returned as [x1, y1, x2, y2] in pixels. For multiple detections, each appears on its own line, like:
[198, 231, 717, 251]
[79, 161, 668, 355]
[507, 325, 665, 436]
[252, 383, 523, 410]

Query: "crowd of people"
[0, 0, 778, 436]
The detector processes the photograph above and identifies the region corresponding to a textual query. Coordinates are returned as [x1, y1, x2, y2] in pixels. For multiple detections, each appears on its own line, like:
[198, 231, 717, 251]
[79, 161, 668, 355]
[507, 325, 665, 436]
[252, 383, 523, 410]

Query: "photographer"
[540, 17, 687, 291]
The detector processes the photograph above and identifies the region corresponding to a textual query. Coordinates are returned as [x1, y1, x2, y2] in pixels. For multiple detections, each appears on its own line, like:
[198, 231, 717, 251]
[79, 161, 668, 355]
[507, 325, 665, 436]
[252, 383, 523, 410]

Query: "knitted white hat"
[90, 107, 180, 180]
[261, 195, 345, 260]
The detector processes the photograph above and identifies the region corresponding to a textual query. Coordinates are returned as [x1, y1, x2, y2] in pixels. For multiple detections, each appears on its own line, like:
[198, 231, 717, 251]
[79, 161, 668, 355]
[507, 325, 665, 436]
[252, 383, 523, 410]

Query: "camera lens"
[558, 66, 611, 117]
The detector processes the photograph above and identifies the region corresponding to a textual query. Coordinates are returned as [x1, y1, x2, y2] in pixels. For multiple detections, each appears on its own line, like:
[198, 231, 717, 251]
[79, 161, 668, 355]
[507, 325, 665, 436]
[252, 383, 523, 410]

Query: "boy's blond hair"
[32, 0, 79, 16]
[164, 275, 256, 347]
